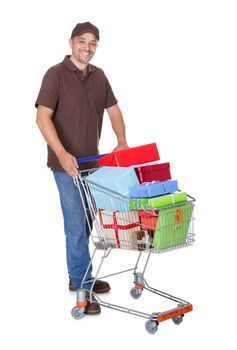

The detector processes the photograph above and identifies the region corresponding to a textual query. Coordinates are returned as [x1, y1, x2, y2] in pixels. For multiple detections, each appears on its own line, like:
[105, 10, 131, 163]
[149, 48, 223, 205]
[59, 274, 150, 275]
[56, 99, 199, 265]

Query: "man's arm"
[36, 105, 78, 178]
[106, 104, 129, 151]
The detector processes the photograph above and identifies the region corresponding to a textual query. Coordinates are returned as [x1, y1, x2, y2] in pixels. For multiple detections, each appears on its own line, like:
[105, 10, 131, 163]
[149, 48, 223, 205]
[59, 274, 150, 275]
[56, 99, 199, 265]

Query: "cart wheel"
[130, 287, 142, 299]
[71, 306, 85, 320]
[145, 320, 158, 334]
[172, 315, 183, 325]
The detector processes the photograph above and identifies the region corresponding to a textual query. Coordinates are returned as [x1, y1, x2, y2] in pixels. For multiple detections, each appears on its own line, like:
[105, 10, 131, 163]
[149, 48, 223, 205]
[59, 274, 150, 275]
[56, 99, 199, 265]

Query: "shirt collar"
[63, 55, 96, 73]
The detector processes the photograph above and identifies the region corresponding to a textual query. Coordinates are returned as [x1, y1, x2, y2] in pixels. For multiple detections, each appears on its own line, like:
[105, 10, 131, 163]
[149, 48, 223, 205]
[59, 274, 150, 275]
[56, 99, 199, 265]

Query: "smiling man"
[70, 30, 98, 67]
[35, 22, 128, 315]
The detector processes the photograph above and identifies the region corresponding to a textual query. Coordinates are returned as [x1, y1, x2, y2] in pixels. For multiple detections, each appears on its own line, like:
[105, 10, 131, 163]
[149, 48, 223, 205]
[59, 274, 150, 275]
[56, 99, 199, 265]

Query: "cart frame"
[71, 166, 195, 334]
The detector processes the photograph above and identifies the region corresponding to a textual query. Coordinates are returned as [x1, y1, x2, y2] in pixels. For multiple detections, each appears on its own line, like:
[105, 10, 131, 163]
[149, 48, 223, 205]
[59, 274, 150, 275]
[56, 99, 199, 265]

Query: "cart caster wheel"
[71, 307, 85, 320]
[130, 287, 142, 299]
[172, 315, 183, 325]
[145, 320, 158, 334]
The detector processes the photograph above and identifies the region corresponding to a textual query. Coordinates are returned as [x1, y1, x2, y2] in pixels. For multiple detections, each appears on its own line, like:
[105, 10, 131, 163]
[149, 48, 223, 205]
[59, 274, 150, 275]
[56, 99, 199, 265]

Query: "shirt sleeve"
[35, 67, 60, 110]
[104, 75, 118, 108]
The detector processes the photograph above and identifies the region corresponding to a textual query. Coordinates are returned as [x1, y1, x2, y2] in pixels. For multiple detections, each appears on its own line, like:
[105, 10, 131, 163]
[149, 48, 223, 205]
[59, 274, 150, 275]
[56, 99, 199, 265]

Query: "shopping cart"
[71, 156, 195, 334]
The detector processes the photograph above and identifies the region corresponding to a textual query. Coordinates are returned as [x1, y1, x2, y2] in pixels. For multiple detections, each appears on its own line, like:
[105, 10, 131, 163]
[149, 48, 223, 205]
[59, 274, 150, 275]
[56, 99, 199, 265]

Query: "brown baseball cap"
[71, 22, 100, 41]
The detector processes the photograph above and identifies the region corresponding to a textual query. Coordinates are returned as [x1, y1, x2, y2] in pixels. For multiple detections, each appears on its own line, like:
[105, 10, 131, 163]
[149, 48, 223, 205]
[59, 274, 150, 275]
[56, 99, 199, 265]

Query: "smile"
[80, 50, 92, 57]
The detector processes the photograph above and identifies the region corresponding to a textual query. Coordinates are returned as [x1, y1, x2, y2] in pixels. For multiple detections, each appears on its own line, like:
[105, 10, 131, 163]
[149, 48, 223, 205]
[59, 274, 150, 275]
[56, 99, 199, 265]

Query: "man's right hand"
[58, 150, 79, 179]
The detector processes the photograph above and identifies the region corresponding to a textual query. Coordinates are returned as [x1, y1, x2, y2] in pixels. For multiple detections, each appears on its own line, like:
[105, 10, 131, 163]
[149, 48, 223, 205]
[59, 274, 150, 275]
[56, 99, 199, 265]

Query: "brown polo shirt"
[35, 55, 118, 171]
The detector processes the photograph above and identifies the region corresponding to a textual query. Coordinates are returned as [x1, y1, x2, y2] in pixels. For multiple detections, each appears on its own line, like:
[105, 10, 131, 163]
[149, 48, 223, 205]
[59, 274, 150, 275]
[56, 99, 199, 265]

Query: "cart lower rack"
[71, 170, 195, 334]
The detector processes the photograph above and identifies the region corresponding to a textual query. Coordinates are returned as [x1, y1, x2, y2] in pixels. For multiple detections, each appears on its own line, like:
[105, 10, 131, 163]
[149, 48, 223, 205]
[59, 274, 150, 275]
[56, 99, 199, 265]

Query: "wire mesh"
[77, 173, 195, 253]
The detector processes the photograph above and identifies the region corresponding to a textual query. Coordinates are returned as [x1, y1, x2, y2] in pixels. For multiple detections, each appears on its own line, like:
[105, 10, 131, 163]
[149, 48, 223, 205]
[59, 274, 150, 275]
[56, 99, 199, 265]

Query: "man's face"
[70, 32, 98, 65]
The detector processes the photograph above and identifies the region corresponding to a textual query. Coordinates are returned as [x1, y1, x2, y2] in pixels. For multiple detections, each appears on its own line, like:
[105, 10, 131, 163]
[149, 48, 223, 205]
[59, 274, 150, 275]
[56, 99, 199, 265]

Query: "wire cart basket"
[71, 160, 195, 334]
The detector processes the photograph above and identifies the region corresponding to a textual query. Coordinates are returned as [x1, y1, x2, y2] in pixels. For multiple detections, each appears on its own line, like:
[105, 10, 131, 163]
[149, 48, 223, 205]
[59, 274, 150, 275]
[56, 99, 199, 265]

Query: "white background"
[0, 0, 236, 348]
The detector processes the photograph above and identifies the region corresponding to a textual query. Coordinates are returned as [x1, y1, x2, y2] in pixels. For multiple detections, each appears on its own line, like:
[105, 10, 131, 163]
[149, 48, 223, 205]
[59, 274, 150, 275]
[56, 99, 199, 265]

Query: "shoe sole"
[93, 287, 111, 293]
[84, 308, 101, 315]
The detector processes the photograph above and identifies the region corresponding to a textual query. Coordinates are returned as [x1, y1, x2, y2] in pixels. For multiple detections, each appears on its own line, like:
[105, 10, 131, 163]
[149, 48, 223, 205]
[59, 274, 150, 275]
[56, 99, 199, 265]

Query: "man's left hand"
[113, 142, 129, 151]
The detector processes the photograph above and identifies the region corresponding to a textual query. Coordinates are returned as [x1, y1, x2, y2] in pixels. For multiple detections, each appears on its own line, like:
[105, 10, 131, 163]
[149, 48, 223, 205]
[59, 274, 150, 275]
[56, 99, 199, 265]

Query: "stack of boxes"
[86, 143, 193, 251]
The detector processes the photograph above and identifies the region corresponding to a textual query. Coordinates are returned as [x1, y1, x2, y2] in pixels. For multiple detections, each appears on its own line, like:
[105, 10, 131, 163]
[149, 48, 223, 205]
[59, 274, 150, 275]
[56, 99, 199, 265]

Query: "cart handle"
[186, 193, 196, 202]
[77, 154, 108, 164]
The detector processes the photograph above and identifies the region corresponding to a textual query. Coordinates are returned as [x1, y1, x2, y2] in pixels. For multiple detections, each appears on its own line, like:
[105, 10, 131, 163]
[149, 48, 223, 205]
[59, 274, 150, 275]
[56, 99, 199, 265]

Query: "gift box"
[148, 192, 187, 208]
[135, 162, 171, 183]
[98, 210, 141, 249]
[129, 180, 178, 198]
[136, 230, 154, 251]
[153, 202, 194, 250]
[139, 210, 159, 231]
[99, 143, 160, 167]
[130, 192, 187, 210]
[87, 166, 139, 212]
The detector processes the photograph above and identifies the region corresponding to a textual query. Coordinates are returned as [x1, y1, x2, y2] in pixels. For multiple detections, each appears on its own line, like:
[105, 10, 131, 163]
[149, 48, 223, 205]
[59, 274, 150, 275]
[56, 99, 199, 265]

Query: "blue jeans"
[53, 171, 93, 290]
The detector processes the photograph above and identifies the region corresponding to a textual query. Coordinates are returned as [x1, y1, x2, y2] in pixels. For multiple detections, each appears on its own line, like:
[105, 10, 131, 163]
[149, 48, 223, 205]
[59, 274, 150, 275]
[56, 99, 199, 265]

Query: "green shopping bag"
[153, 202, 194, 250]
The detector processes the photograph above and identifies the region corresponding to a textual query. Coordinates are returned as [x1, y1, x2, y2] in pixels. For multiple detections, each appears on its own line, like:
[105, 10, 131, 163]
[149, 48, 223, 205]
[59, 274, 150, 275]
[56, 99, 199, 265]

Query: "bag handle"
[176, 208, 183, 222]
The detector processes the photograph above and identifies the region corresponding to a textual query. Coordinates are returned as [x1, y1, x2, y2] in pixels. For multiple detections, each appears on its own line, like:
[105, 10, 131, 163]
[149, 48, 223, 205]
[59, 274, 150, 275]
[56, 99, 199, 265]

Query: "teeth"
[81, 51, 90, 56]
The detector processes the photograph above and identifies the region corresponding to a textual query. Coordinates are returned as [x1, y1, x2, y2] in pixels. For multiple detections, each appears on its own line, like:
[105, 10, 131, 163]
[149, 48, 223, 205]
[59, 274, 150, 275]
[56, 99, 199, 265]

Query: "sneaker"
[69, 280, 76, 292]
[92, 280, 111, 293]
[84, 292, 101, 315]
[69, 279, 110, 293]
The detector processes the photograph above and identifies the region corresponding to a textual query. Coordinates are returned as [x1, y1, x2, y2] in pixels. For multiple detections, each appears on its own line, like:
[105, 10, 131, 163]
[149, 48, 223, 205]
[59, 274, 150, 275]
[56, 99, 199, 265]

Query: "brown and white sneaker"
[69, 279, 110, 293]
[92, 280, 111, 293]
[84, 292, 101, 315]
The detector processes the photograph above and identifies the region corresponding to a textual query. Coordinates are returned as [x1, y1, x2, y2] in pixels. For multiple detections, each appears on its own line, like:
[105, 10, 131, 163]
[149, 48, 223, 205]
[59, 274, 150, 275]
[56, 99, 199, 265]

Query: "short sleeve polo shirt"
[35, 55, 118, 171]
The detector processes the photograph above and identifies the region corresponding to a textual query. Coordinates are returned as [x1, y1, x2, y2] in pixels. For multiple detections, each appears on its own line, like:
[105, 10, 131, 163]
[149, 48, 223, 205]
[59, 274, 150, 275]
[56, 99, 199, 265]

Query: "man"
[35, 22, 128, 315]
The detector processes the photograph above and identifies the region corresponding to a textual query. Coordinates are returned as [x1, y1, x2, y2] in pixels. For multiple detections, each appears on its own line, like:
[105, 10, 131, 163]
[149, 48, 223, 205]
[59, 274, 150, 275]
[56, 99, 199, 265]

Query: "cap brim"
[71, 30, 99, 40]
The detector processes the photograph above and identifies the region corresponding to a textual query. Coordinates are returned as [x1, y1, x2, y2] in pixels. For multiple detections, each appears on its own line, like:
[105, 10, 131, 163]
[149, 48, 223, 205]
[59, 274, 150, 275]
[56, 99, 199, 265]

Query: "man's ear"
[69, 38, 73, 49]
